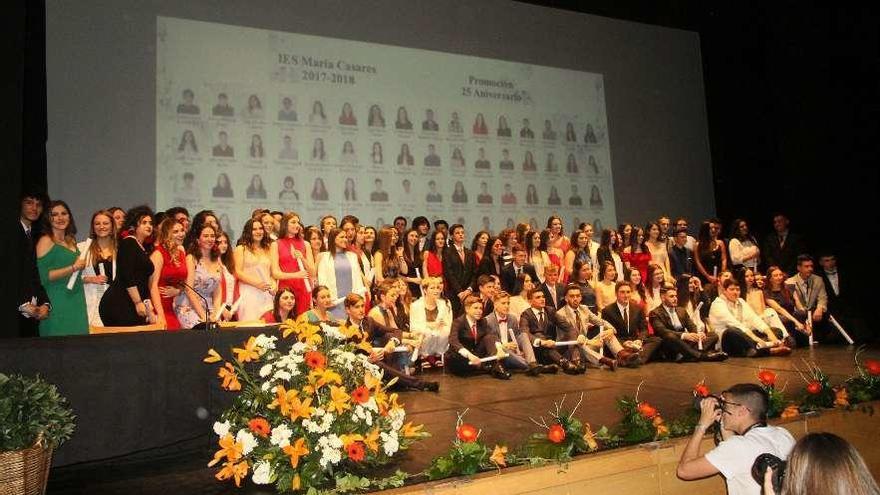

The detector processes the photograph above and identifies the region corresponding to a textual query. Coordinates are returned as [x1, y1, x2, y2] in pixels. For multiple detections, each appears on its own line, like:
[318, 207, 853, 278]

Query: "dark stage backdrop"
[44, 0, 715, 232]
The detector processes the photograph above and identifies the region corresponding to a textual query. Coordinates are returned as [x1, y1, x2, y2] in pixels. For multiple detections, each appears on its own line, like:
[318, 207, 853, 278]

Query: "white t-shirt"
[705, 425, 795, 495]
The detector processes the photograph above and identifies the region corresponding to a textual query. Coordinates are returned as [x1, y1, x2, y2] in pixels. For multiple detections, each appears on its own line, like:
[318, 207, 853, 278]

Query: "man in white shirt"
[709, 279, 790, 357]
[677, 383, 795, 495]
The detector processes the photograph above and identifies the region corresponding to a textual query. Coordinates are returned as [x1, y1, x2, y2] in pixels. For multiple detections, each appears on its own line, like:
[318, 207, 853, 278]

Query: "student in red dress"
[261, 287, 296, 323]
[272, 212, 314, 317]
[471, 231, 490, 267]
[422, 230, 446, 278]
[150, 217, 187, 330]
[622, 226, 652, 283]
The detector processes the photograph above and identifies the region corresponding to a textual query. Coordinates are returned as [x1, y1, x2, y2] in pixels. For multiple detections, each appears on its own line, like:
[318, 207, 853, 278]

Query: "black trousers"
[660, 333, 719, 360]
[445, 333, 500, 376]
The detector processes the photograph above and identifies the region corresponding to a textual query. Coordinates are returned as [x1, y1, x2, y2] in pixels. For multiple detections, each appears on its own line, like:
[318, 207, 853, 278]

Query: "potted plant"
[0, 373, 75, 495]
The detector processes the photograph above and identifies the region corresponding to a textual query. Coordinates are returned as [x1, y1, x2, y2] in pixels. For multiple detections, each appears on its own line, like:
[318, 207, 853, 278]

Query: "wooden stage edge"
[383, 403, 880, 495]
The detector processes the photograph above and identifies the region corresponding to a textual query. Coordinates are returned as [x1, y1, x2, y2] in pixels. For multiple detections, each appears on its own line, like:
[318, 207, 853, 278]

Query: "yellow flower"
[215, 460, 249, 487]
[268, 385, 299, 418]
[339, 322, 363, 341]
[489, 445, 508, 467]
[364, 428, 380, 453]
[781, 404, 800, 419]
[288, 396, 315, 421]
[203, 348, 222, 363]
[401, 422, 424, 438]
[340, 433, 365, 447]
[357, 340, 375, 355]
[655, 423, 669, 438]
[380, 392, 404, 416]
[652, 415, 665, 427]
[583, 423, 599, 452]
[327, 386, 351, 414]
[363, 370, 383, 392]
[217, 362, 241, 391]
[283, 437, 309, 468]
[232, 336, 260, 363]
[292, 474, 301, 491]
[834, 388, 850, 408]
[304, 369, 343, 395]
[207, 433, 243, 467]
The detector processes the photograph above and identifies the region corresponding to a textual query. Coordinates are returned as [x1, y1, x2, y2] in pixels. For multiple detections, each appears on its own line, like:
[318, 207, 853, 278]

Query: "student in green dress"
[35, 200, 89, 336]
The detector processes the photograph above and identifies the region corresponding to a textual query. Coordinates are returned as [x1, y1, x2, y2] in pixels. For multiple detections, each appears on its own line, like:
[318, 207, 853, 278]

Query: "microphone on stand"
[177, 280, 215, 331]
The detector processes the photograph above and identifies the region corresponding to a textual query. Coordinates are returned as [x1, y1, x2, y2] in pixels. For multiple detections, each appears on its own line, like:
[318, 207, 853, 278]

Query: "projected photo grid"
[157, 17, 616, 235]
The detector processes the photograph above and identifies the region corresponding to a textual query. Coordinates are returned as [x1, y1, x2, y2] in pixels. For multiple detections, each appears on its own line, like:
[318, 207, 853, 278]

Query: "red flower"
[304, 351, 327, 370]
[806, 381, 822, 395]
[637, 402, 658, 419]
[693, 383, 710, 398]
[757, 370, 777, 387]
[864, 359, 880, 377]
[248, 417, 270, 438]
[346, 442, 366, 462]
[547, 424, 566, 444]
[456, 424, 479, 443]
[351, 386, 370, 404]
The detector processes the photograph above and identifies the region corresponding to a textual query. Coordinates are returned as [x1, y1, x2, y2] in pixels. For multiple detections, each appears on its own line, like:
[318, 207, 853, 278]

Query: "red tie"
[471, 323, 478, 342]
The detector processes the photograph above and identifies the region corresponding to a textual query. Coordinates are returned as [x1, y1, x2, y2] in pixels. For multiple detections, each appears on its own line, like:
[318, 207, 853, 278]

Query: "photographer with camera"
[761, 432, 879, 495]
[677, 383, 795, 495]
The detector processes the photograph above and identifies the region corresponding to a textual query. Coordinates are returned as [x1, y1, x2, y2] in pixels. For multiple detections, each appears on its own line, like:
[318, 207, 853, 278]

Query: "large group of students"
[16, 188, 851, 390]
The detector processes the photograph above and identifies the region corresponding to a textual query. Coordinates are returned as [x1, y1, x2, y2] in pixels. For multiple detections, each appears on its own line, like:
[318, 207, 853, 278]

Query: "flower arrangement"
[756, 369, 788, 418]
[846, 348, 880, 404]
[794, 360, 835, 411]
[203, 317, 428, 493]
[0, 373, 76, 451]
[523, 394, 602, 462]
[610, 382, 669, 444]
[426, 410, 504, 480]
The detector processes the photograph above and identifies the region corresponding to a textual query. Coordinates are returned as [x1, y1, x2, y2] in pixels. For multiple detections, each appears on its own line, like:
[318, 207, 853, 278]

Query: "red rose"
[347, 441, 366, 462]
[248, 417, 270, 437]
[351, 386, 370, 404]
[304, 351, 327, 370]
[864, 359, 880, 377]
[456, 424, 479, 443]
[806, 381, 822, 395]
[547, 424, 566, 444]
[757, 370, 777, 387]
[637, 402, 658, 419]
[694, 384, 710, 398]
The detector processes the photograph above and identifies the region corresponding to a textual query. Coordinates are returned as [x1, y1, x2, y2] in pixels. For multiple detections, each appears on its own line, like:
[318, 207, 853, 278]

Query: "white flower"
[261, 381, 272, 392]
[273, 370, 292, 382]
[259, 364, 273, 377]
[270, 424, 292, 448]
[213, 420, 231, 437]
[380, 431, 399, 456]
[321, 323, 345, 341]
[364, 397, 379, 413]
[290, 342, 308, 354]
[390, 409, 405, 431]
[236, 429, 258, 456]
[251, 461, 272, 485]
[303, 410, 334, 434]
[254, 334, 277, 352]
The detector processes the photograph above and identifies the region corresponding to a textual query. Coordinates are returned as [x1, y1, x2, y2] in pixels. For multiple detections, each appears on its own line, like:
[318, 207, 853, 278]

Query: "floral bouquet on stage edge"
[605, 382, 670, 446]
[845, 347, 880, 405]
[203, 317, 429, 494]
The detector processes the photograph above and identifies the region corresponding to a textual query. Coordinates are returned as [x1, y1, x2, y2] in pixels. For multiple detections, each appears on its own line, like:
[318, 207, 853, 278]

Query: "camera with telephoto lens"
[751, 453, 785, 494]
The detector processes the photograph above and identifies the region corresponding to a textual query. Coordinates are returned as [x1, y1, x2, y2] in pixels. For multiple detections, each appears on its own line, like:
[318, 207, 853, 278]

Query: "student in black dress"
[99, 206, 157, 326]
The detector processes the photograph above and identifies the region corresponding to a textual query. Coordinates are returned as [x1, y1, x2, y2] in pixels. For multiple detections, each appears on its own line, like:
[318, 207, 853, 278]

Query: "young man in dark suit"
[519, 288, 581, 374]
[600, 281, 661, 365]
[12, 189, 51, 338]
[648, 284, 726, 362]
[344, 294, 438, 391]
[444, 295, 510, 379]
[442, 224, 477, 316]
[538, 264, 566, 310]
[500, 245, 538, 295]
[761, 213, 807, 275]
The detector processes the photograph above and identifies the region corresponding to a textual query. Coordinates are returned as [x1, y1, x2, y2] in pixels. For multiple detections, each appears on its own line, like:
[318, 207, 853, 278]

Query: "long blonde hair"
[88, 210, 117, 263]
[783, 432, 880, 495]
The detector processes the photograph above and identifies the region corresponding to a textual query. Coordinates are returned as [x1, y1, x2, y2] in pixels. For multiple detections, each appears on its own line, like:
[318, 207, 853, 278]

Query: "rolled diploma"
[67, 238, 92, 290]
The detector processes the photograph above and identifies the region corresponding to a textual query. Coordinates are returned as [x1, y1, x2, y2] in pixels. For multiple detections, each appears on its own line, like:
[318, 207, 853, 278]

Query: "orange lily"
[363, 371, 383, 392]
[489, 445, 508, 467]
[207, 433, 243, 467]
[583, 423, 599, 451]
[292, 474, 301, 491]
[780, 404, 800, 419]
[217, 362, 241, 391]
[303, 369, 343, 396]
[834, 388, 850, 408]
[203, 348, 222, 363]
[379, 392, 404, 416]
[215, 460, 249, 487]
[340, 433, 365, 448]
[327, 386, 351, 414]
[364, 428, 380, 453]
[268, 385, 299, 418]
[288, 395, 315, 421]
[233, 336, 260, 363]
[401, 422, 424, 438]
[283, 437, 309, 468]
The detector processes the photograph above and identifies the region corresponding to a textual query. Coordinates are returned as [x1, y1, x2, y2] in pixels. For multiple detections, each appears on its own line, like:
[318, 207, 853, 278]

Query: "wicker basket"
[0, 438, 53, 495]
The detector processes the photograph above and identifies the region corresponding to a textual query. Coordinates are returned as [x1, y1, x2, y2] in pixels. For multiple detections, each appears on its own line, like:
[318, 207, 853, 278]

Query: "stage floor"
[47, 344, 875, 495]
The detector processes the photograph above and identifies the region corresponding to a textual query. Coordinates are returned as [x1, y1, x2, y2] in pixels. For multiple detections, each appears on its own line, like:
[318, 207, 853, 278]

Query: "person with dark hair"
[762, 213, 807, 276]
[273, 213, 314, 317]
[298, 285, 337, 325]
[442, 224, 476, 316]
[728, 218, 760, 273]
[411, 216, 430, 251]
[554, 283, 631, 371]
[149, 218, 187, 330]
[519, 287, 581, 374]
[596, 228, 624, 283]
[694, 219, 728, 285]
[600, 281, 660, 365]
[394, 106, 412, 130]
[165, 206, 190, 233]
[765, 432, 880, 495]
[519, 118, 534, 139]
[709, 278, 790, 357]
[277, 96, 296, 121]
[501, 245, 538, 295]
[177, 88, 199, 115]
[446, 294, 510, 378]
[261, 287, 296, 324]
[422, 230, 446, 278]
[669, 227, 695, 279]
[316, 228, 366, 319]
[233, 218, 275, 322]
[212, 92, 233, 117]
[677, 383, 795, 495]
[785, 254, 830, 342]
[34, 200, 88, 336]
[649, 284, 725, 362]
[100, 206, 158, 326]
[476, 236, 504, 281]
[176, 224, 226, 328]
[12, 189, 51, 337]
[212, 131, 234, 157]
[622, 226, 652, 282]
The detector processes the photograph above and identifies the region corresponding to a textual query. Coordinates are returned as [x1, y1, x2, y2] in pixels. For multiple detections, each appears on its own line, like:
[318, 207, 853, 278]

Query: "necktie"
[538, 310, 545, 326]
[623, 306, 629, 334]
[498, 316, 507, 323]
[778, 235, 785, 247]
[25, 227, 31, 240]
[471, 323, 478, 342]
[573, 308, 582, 332]
[516, 266, 522, 276]
[458, 246, 465, 262]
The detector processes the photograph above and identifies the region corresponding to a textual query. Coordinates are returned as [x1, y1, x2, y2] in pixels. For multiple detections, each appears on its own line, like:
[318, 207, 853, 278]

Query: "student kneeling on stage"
[677, 383, 795, 495]
[709, 279, 791, 357]
[344, 294, 439, 392]
[484, 290, 558, 376]
[649, 284, 728, 362]
[553, 283, 637, 371]
[445, 294, 512, 379]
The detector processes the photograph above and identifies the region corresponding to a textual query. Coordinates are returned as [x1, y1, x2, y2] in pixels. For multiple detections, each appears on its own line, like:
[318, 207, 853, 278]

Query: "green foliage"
[798, 372, 835, 412]
[765, 386, 787, 418]
[0, 373, 76, 451]
[667, 409, 699, 438]
[612, 396, 657, 444]
[427, 440, 491, 480]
